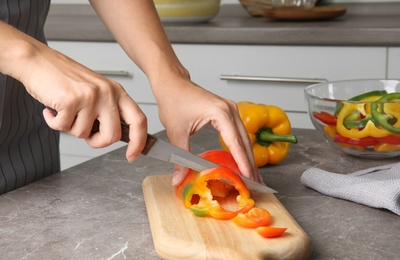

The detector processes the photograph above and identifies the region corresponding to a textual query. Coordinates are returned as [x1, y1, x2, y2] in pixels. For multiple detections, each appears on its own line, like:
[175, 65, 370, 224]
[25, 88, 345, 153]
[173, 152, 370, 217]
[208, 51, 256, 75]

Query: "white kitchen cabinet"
[388, 47, 400, 78]
[172, 44, 387, 129]
[48, 41, 387, 169]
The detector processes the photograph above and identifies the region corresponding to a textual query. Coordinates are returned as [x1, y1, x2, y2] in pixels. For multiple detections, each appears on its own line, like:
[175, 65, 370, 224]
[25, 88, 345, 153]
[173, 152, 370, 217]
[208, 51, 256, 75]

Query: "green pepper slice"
[371, 93, 400, 134]
[343, 112, 376, 129]
[334, 90, 388, 116]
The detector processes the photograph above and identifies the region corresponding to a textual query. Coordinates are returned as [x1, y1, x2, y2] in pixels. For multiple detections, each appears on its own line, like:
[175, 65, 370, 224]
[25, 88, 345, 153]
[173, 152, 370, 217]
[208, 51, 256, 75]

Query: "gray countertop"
[44, 3, 400, 46]
[1, 126, 399, 259]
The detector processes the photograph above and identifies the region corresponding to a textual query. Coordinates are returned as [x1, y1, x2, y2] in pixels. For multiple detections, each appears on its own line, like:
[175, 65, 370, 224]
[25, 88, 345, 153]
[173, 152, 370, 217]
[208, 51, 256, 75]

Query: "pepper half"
[175, 150, 254, 220]
[175, 149, 287, 238]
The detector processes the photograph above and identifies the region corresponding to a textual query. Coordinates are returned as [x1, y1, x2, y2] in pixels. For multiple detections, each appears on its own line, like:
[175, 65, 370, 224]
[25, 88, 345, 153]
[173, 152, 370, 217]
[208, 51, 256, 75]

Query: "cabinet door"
[388, 47, 400, 78]
[48, 41, 156, 103]
[172, 44, 387, 129]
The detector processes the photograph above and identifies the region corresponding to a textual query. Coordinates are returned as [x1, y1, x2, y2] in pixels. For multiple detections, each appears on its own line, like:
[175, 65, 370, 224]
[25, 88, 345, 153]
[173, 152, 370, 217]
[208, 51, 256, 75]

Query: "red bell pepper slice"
[333, 134, 379, 146]
[376, 135, 400, 145]
[313, 111, 337, 125]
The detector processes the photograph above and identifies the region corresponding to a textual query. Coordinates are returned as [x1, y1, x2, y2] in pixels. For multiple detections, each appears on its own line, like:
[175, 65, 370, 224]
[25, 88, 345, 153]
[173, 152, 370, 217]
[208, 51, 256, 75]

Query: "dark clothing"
[0, 0, 60, 195]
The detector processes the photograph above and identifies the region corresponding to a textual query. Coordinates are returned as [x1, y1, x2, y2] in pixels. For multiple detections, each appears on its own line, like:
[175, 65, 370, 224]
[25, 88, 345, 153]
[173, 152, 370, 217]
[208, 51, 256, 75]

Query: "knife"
[46, 107, 273, 192]
[90, 120, 275, 193]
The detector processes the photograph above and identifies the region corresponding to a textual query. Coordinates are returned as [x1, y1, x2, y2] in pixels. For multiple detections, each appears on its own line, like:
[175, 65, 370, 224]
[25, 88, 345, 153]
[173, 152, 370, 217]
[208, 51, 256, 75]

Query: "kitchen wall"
[51, 0, 400, 4]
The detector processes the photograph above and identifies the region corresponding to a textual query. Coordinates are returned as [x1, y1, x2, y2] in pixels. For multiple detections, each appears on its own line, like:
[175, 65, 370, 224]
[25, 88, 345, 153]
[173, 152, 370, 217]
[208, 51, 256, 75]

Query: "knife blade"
[92, 120, 276, 193]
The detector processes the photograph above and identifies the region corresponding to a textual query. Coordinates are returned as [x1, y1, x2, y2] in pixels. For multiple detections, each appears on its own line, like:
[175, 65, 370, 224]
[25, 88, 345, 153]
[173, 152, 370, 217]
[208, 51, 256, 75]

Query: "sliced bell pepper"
[333, 134, 379, 146]
[343, 112, 376, 129]
[324, 125, 337, 139]
[313, 111, 337, 125]
[336, 101, 392, 138]
[376, 135, 400, 144]
[175, 150, 254, 220]
[371, 93, 400, 134]
[255, 226, 287, 238]
[333, 133, 400, 150]
[175, 150, 286, 239]
[231, 207, 272, 228]
[334, 89, 388, 116]
[317, 90, 400, 154]
[220, 102, 297, 167]
[373, 143, 400, 152]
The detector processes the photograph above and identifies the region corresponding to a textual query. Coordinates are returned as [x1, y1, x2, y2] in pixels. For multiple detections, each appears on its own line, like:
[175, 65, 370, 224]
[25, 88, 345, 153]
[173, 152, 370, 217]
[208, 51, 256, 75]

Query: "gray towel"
[301, 163, 400, 216]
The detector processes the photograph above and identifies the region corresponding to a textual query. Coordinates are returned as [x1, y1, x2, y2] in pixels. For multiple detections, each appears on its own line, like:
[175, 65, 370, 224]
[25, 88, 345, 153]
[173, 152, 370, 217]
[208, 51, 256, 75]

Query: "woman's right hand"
[0, 22, 148, 163]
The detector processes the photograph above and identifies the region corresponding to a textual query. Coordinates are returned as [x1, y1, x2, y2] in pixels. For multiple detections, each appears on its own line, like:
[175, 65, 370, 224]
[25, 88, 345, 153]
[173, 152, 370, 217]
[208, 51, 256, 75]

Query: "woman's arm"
[89, 0, 262, 185]
[0, 20, 148, 162]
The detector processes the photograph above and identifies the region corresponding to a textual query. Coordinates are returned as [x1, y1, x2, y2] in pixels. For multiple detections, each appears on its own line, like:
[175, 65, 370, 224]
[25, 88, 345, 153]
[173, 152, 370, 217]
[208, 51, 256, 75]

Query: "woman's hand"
[154, 77, 263, 186]
[25, 46, 148, 162]
[0, 22, 148, 163]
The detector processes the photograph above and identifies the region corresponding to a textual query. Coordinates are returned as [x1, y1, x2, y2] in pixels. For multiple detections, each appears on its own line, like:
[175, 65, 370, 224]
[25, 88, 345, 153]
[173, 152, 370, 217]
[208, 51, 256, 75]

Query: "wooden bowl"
[239, 0, 273, 17]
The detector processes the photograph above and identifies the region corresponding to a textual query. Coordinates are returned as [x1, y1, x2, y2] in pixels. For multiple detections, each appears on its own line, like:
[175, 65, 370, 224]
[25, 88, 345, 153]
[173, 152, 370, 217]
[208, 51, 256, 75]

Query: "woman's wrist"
[0, 23, 41, 81]
[147, 60, 191, 96]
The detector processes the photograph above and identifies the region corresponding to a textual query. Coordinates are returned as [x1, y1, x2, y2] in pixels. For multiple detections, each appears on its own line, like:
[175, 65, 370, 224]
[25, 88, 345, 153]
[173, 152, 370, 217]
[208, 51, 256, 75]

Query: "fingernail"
[172, 171, 184, 186]
[127, 154, 137, 163]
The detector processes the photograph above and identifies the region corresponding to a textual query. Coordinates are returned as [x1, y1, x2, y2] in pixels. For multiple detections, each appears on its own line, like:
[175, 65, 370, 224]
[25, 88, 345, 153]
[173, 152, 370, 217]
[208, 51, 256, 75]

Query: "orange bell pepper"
[255, 226, 287, 238]
[231, 207, 272, 228]
[219, 102, 297, 167]
[175, 150, 254, 220]
[175, 150, 287, 238]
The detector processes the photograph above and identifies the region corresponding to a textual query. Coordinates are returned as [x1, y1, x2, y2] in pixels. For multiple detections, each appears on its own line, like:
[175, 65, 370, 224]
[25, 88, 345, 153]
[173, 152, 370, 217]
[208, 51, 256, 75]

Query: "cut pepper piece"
[371, 93, 400, 134]
[333, 134, 379, 146]
[231, 207, 272, 228]
[336, 102, 392, 138]
[255, 226, 287, 238]
[334, 89, 388, 116]
[376, 135, 400, 145]
[313, 111, 337, 125]
[373, 143, 400, 152]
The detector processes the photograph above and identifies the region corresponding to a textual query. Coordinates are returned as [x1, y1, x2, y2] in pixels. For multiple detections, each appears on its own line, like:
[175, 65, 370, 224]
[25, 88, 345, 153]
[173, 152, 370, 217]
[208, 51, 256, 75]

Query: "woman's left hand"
[154, 77, 263, 186]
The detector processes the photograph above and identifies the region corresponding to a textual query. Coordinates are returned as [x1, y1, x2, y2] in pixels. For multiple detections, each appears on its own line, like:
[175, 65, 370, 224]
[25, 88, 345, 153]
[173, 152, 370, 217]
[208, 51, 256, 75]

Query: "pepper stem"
[256, 127, 298, 146]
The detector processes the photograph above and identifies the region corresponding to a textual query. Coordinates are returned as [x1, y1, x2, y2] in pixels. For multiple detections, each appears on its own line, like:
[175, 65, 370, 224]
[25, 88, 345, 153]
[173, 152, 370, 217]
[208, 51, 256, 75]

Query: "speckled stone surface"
[0, 126, 399, 259]
[44, 3, 400, 46]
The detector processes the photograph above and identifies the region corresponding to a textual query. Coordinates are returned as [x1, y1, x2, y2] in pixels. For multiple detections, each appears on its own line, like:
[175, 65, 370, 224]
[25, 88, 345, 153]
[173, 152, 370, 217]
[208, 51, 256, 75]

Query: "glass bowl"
[304, 79, 400, 158]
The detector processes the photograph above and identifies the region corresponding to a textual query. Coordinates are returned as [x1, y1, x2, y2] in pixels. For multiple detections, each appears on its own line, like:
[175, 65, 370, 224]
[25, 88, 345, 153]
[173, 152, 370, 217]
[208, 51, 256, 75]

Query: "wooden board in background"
[264, 6, 347, 21]
[143, 174, 312, 260]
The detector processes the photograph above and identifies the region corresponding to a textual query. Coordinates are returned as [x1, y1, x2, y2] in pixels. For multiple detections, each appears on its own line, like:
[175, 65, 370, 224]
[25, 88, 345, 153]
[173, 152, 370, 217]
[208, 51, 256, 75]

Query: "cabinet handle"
[220, 75, 326, 84]
[94, 70, 131, 77]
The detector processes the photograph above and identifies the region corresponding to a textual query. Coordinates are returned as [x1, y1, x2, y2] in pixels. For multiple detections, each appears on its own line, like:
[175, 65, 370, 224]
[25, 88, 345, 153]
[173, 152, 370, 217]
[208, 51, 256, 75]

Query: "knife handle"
[46, 107, 157, 154]
[91, 119, 157, 155]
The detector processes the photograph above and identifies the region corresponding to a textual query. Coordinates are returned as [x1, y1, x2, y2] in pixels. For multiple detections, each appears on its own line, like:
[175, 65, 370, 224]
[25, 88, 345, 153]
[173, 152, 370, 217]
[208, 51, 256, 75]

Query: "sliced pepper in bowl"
[313, 90, 400, 154]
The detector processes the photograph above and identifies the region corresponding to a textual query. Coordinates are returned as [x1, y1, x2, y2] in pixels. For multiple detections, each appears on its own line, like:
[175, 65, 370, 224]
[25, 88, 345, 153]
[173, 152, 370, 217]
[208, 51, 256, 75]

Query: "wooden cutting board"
[143, 175, 312, 260]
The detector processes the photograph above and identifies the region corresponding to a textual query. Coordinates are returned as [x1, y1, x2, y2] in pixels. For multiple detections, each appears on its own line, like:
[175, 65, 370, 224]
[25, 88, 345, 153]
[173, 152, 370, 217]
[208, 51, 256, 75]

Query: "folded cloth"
[301, 162, 400, 216]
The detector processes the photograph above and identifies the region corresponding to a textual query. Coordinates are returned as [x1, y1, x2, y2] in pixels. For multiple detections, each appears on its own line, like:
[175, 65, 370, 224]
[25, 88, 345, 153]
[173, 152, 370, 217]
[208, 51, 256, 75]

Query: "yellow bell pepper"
[220, 102, 297, 167]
